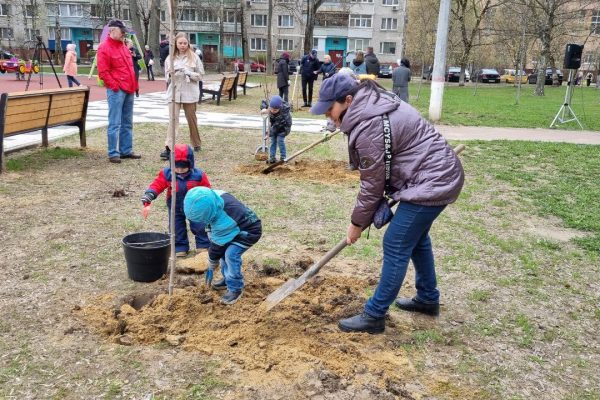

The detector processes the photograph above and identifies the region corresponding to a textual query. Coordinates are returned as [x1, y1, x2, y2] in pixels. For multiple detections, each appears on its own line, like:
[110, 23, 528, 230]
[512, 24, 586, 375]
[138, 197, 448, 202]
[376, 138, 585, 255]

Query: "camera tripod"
[25, 35, 62, 91]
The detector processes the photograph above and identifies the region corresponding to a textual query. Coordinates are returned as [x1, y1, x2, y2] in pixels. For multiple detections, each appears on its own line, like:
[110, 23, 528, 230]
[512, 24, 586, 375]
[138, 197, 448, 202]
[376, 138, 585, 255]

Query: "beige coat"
[165, 53, 204, 103]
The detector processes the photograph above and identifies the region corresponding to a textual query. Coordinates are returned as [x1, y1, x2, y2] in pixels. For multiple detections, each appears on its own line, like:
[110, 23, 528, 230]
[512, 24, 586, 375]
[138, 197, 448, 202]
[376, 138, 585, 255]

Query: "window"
[224, 35, 241, 47]
[382, 0, 399, 4]
[122, 8, 130, 20]
[225, 10, 240, 23]
[198, 9, 218, 23]
[583, 53, 594, 64]
[0, 27, 13, 39]
[278, 15, 293, 28]
[93, 29, 102, 42]
[55, 3, 83, 17]
[178, 8, 196, 21]
[160, 10, 165, 22]
[278, 0, 295, 2]
[379, 41, 396, 54]
[349, 14, 372, 28]
[251, 14, 267, 27]
[592, 10, 600, 34]
[380, 18, 397, 30]
[0, 3, 9, 16]
[348, 38, 370, 52]
[277, 38, 293, 51]
[26, 29, 40, 40]
[351, 0, 373, 3]
[48, 27, 71, 40]
[313, 37, 319, 48]
[25, 5, 34, 17]
[253, 0, 267, 3]
[251, 37, 267, 51]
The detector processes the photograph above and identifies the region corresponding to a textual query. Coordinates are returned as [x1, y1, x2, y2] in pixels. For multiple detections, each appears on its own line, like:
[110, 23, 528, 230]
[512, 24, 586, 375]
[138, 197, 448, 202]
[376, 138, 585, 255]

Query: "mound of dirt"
[76, 269, 427, 397]
[235, 160, 359, 184]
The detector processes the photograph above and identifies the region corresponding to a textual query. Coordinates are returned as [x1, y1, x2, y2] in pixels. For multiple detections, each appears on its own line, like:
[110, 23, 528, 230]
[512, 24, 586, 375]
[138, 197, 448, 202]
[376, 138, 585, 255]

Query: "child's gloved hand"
[260, 109, 269, 117]
[205, 258, 219, 285]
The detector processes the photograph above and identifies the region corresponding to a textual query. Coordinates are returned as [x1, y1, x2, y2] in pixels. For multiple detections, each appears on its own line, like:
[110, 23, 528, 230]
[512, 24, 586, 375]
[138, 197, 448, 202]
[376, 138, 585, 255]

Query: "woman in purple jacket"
[311, 74, 464, 334]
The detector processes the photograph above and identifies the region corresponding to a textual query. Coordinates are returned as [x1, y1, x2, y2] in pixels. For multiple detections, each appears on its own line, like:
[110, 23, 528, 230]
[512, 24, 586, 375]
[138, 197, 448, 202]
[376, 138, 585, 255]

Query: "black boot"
[338, 313, 385, 334]
[395, 297, 440, 316]
[160, 146, 170, 160]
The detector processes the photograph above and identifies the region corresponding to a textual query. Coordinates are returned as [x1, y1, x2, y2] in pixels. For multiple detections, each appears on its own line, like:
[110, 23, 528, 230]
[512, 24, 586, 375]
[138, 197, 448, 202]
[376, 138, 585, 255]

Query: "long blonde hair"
[174, 32, 197, 67]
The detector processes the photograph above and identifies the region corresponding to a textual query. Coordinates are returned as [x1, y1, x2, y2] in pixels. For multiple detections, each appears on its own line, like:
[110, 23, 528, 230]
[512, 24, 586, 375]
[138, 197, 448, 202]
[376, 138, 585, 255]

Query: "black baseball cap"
[108, 19, 130, 32]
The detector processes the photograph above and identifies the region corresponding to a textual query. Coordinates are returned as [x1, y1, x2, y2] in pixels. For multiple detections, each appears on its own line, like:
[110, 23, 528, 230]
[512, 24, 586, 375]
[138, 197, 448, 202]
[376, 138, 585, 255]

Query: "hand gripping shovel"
[259, 144, 466, 312]
[259, 237, 348, 312]
[262, 130, 341, 174]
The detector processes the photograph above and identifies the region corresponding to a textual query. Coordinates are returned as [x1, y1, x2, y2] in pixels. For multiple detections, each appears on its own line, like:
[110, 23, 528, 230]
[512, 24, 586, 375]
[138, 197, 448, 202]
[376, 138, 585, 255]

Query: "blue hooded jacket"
[184, 187, 262, 261]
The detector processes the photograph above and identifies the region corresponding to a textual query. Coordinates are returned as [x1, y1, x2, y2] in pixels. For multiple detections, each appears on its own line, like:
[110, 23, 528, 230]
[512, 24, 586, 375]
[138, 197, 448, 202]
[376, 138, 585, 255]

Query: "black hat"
[108, 19, 129, 32]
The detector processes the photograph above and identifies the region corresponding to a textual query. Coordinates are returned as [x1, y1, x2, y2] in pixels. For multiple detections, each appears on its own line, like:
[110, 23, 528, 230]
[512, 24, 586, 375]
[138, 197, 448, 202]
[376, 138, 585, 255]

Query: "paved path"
[3, 88, 600, 153]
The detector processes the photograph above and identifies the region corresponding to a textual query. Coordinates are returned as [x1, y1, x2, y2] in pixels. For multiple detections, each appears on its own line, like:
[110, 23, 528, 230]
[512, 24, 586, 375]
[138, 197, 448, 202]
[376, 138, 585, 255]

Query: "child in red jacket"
[141, 144, 211, 256]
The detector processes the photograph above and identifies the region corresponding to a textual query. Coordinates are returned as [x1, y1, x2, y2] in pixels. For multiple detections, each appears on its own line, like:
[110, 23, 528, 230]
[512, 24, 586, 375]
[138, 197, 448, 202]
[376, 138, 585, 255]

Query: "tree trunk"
[219, 0, 225, 72]
[535, 53, 546, 96]
[148, 0, 161, 74]
[303, 1, 315, 54]
[266, 0, 273, 74]
[241, 0, 249, 72]
[55, 19, 63, 64]
[128, 0, 144, 44]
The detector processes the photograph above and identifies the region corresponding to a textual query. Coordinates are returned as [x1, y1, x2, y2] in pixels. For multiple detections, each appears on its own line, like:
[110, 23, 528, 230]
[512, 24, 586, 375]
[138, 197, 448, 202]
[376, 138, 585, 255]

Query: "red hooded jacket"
[97, 36, 138, 94]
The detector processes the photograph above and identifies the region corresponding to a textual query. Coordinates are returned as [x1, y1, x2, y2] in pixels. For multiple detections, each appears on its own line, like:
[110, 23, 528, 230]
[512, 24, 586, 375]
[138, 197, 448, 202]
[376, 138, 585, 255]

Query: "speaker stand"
[550, 69, 583, 129]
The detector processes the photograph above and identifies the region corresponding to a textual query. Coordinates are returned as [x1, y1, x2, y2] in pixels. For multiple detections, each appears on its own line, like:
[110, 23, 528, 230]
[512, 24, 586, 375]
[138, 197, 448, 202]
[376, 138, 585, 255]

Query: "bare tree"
[266, 0, 273, 73]
[302, 0, 324, 54]
[404, 0, 439, 80]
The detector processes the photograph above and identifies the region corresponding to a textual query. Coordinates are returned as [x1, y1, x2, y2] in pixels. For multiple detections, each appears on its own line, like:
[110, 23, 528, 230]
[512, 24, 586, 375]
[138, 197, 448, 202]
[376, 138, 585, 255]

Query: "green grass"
[463, 141, 600, 255]
[6, 147, 85, 171]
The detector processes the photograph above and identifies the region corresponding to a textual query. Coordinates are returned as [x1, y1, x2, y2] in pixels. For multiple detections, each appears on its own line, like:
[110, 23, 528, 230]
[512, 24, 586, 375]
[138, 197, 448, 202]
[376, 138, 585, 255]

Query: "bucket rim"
[122, 231, 170, 247]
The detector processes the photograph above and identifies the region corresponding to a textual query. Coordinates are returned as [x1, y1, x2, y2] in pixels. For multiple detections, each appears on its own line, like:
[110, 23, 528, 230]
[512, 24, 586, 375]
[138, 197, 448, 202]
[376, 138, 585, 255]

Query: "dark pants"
[168, 203, 210, 253]
[147, 65, 154, 81]
[278, 85, 289, 102]
[364, 202, 446, 318]
[301, 76, 315, 105]
[67, 75, 80, 87]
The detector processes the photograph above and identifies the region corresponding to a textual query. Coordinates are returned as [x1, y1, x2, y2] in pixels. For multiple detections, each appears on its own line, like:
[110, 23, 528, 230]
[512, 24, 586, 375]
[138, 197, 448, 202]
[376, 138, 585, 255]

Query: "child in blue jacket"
[260, 95, 292, 164]
[184, 187, 262, 304]
[141, 144, 211, 256]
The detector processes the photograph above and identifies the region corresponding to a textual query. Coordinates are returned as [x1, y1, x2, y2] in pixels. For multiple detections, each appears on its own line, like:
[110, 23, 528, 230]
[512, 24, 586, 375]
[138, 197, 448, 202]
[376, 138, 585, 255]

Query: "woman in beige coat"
[161, 32, 205, 160]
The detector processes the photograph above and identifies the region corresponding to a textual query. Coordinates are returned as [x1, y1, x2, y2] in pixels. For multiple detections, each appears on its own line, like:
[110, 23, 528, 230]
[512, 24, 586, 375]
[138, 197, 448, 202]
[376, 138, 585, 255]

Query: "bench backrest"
[220, 76, 236, 95]
[237, 71, 248, 86]
[1, 87, 90, 137]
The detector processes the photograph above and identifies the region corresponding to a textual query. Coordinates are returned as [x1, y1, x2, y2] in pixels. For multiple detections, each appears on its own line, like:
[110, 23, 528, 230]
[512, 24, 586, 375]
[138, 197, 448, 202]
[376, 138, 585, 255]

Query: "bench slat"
[4, 109, 49, 126]
[4, 96, 51, 113]
[4, 117, 50, 136]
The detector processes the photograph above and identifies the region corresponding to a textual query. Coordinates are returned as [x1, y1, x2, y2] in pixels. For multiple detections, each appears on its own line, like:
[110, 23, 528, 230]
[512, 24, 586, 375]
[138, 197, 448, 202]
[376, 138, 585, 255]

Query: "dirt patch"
[76, 270, 437, 397]
[235, 160, 359, 184]
[525, 215, 590, 242]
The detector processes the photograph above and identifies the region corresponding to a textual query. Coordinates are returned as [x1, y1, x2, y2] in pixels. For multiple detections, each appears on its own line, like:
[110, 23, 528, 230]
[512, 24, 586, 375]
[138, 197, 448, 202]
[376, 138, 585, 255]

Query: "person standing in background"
[63, 43, 81, 87]
[392, 58, 411, 103]
[277, 52, 290, 102]
[144, 44, 155, 81]
[126, 39, 141, 97]
[364, 47, 380, 76]
[300, 49, 320, 107]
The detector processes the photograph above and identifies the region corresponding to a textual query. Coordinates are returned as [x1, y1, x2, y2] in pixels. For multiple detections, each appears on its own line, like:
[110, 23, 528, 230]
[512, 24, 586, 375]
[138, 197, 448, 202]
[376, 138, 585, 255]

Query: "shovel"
[254, 115, 269, 161]
[259, 237, 348, 312]
[262, 130, 341, 174]
[259, 144, 466, 312]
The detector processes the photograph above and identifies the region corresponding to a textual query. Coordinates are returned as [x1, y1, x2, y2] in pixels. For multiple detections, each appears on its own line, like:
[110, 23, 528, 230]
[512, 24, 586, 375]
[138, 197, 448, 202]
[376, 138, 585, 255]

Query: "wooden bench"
[199, 75, 236, 105]
[0, 87, 89, 173]
[234, 71, 248, 99]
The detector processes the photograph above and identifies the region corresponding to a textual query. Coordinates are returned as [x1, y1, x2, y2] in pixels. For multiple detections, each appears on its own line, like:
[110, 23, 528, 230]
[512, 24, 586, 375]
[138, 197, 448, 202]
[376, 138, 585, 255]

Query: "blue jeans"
[67, 75, 80, 87]
[269, 134, 287, 160]
[168, 202, 210, 253]
[219, 244, 248, 292]
[364, 202, 446, 319]
[106, 89, 134, 158]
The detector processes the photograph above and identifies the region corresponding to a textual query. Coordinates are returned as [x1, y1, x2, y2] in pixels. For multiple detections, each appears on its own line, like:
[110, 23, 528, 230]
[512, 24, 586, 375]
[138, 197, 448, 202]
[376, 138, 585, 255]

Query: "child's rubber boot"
[221, 290, 242, 305]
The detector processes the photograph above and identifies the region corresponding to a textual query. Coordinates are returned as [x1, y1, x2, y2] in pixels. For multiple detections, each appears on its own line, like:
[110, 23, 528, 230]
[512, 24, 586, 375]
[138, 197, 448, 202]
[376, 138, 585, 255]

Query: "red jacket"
[97, 37, 138, 94]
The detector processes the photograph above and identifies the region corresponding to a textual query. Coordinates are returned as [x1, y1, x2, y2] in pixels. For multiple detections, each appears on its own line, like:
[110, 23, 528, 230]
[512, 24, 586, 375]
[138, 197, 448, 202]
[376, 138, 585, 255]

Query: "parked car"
[474, 68, 501, 83]
[233, 60, 266, 73]
[501, 69, 527, 84]
[422, 65, 433, 80]
[446, 67, 470, 82]
[527, 68, 563, 85]
[288, 59, 300, 74]
[378, 63, 397, 78]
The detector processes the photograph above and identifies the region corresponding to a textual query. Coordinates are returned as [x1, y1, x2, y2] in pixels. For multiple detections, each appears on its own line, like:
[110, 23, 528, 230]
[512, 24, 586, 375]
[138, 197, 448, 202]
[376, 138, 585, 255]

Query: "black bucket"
[122, 232, 170, 282]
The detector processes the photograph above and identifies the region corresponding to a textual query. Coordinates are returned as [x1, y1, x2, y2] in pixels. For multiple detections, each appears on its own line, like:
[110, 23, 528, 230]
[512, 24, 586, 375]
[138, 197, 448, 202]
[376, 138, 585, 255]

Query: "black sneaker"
[221, 290, 242, 305]
[395, 297, 440, 316]
[266, 159, 276, 164]
[211, 278, 227, 291]
[338, 313, 385, 334]
[160, 147, 170, 160]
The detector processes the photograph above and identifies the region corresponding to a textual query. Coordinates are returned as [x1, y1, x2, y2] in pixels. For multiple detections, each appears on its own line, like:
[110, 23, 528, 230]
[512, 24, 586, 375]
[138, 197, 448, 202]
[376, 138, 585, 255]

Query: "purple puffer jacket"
[340, 87, 464, 228]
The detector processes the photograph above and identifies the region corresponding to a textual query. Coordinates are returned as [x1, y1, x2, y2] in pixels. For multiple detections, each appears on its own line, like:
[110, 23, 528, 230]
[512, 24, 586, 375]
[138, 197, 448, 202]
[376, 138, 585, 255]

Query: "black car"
[527, 68, 563, 85]
[288, 59, 299, 74]
[446, 67, 470, 82]
[378, 63, 395, 78]
[475, 68, 501, 83]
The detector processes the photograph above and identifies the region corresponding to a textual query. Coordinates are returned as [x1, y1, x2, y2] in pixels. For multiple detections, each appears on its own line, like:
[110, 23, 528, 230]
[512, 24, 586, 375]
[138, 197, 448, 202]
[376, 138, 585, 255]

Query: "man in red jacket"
[97, 19, 141, 163]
